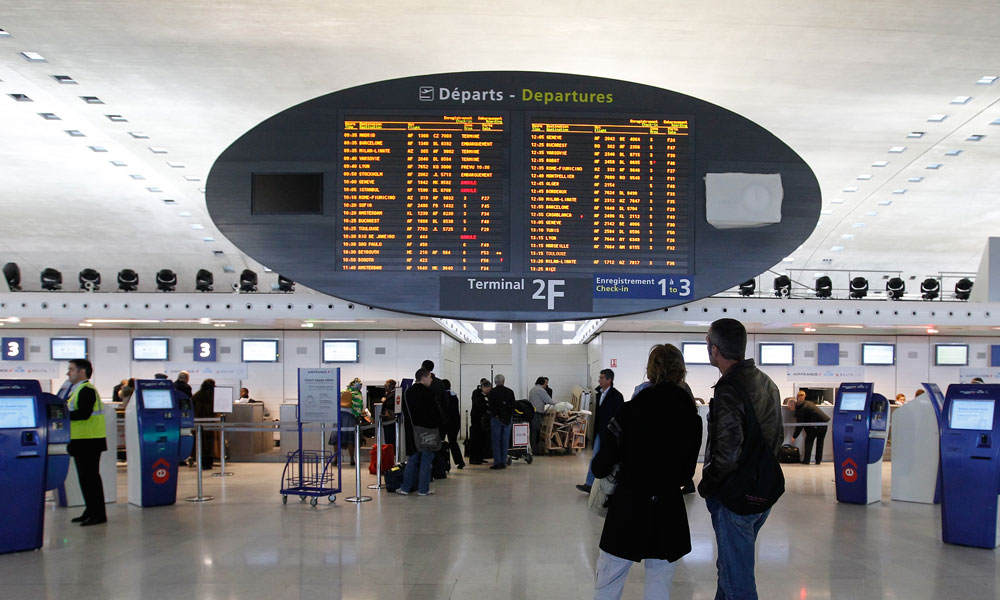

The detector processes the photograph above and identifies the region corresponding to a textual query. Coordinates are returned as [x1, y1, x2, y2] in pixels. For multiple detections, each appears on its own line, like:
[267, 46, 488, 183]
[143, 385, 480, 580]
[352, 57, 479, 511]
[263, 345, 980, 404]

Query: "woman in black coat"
[191, 378, 216, 470]
[467, 379, 493, 464]
[591, 344, 702, 599]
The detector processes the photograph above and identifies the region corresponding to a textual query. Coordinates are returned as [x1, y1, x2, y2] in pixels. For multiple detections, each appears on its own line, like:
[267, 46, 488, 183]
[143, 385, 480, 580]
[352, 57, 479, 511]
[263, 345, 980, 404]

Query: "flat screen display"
[242, 339, 279, 363]
[141, 388, 174, 410]
[950, 399, 995, 431]
[935, 344, 969, 366]
[323, 339, 360, 363]
[758, 343, 794, 366]
[132, 338, 169, 361]
[840, 391, 868, 411]
[50, 338, 88, 360]
[861, 343, 895, 366]
[682, 342, 710, 365]
[0, 396, 36, 428]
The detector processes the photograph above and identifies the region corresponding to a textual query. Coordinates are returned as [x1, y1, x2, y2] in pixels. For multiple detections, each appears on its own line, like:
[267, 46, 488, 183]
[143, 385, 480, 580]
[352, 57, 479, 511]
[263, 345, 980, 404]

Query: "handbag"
[715, 385, 785, 515]
[412, 425, 441, 452]
[587, 463, 620, 518]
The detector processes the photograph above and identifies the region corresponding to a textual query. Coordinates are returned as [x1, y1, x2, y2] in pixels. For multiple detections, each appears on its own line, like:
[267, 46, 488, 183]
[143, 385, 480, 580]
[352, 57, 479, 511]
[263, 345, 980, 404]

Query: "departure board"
[528, 117, 691, 273]
[339, 115, 508, 271]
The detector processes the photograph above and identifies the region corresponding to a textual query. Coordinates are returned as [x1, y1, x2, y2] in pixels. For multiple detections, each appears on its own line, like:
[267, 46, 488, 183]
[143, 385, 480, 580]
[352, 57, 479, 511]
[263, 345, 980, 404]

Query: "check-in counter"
[229, 403, 269, 460]
[782, 403, 835, 463]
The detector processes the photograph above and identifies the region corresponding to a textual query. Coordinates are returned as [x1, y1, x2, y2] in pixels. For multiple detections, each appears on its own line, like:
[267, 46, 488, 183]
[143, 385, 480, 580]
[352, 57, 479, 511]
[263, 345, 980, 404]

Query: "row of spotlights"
[3, 263, 294, 293]
[737, 275, 974, 300]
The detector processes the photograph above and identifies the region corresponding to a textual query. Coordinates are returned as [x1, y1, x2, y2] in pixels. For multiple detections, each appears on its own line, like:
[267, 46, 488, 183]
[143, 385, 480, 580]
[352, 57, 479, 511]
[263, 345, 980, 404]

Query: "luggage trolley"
[507, 400, 534, 465]
[280, 449, 339, 506]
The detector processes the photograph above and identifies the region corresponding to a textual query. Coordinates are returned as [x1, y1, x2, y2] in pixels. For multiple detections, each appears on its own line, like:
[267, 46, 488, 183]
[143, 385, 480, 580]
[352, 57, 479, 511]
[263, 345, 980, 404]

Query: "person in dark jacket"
[174, 371, 193, 399]
[591, 344, 702, 599]
[399, 368, 444, 495]
[468, 379, 492, 464]
[440, 378, 465, 469]
[791, 390, 831, 464]
[422, 359, 447, 415]
[191, 378, 216, 470]
[487, 374, 516, 469]
[699, 319, 783, 600]
[577, 368, 624, 493]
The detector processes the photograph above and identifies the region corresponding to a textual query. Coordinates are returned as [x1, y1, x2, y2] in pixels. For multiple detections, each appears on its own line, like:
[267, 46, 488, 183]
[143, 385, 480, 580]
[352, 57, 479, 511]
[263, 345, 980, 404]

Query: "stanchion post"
[346, 423, 372, 503]
[185, 423, 214, 502]
[395, 416, 403, 464]
[368, 403, 384, 490]
[213, 420, 233, 477]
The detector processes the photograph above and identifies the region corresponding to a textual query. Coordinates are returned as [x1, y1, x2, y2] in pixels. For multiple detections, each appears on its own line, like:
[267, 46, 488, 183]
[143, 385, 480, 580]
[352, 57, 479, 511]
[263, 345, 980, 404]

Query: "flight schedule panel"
[338, 114, 508, 272]
[527, 116, 691, 273]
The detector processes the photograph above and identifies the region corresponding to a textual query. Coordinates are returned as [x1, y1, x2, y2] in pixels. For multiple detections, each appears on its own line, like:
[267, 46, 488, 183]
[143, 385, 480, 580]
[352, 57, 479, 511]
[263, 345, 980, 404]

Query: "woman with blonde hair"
[591, 344, 703, 600]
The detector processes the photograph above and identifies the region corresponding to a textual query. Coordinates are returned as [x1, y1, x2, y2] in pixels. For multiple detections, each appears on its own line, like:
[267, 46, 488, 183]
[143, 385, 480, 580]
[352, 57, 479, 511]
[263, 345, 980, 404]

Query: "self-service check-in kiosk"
[833, 383, 890, 504]
[125, 379, 181, 507]
[0, 380, 71, 554]
[890, 383, 945, 504]
[940, 384, 1000, 548]
[176, 390, 194, 462]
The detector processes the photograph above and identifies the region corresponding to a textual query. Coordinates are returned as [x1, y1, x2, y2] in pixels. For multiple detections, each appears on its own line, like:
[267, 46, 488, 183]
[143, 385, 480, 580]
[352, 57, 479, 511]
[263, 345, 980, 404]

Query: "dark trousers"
[72, 443, 106, 520]
[442, 427, 465, 467]
[802, 426, 827, 464]
[467, 416, 490, 463]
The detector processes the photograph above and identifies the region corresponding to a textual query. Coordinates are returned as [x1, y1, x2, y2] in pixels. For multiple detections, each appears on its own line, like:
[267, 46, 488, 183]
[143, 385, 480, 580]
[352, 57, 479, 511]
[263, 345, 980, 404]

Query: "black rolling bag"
[779, 444, 801, 464]
[432, 441, 451, 479]
[384, 463, 405, 492]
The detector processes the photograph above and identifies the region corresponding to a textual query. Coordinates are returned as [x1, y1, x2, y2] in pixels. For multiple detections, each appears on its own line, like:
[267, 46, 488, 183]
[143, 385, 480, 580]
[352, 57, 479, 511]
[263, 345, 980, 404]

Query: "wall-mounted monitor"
[132, 338, 169, 361]
[682, 342, 710, 365]
[935, 344, 969, 367]
[0, 396, 36, 428]
[759, 342, 794, 366]
[242, 339, 279, 363]
[140, 388, 174, 410]
[50, 338, 88, 360]
[949, 399, 995, 431]
[861, 343, 895, 366]
[840, 391, 868, 411]
[323, 339, 359, 363]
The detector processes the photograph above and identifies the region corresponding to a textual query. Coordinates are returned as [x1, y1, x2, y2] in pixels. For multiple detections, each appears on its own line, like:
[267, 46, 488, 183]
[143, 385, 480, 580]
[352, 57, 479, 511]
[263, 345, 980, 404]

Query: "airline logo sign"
[152, 458, 171, 485]
[841, 457, 858, 483]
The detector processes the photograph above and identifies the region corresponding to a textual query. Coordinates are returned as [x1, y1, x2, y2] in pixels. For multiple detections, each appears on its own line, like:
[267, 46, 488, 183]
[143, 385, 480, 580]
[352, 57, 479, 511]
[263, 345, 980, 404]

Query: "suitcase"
[369, 444, 395, 475]
[779, 444, 801, 464]
[432, 442, 451, 479]
[384, 463, 405, 492]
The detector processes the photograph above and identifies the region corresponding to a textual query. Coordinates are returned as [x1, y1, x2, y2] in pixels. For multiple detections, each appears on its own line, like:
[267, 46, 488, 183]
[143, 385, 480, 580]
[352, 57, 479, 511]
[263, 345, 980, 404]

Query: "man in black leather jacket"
[698, 318, 783, 600]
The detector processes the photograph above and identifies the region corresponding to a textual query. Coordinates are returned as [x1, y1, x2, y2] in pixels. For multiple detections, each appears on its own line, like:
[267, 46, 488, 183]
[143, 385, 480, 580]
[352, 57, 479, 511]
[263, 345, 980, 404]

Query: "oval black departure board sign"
[206, 72, 820, 321]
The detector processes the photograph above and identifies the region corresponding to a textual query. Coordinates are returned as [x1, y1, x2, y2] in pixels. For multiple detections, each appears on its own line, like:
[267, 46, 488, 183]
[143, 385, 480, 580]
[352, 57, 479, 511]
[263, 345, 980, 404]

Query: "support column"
[511, 322, 528, 399]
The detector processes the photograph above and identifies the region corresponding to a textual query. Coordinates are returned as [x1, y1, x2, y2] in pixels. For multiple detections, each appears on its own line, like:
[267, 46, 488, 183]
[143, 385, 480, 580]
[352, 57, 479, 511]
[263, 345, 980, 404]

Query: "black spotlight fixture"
[955, 278, 973, 301]
[277, 275, 295, 293]
[815, 276, 833, 299]
[738, 279, 755, 297]
[920, 277, 940, 301]
[773, 275, 791, 298]
[195, 269, 214, 292]
[155, 269, 177, 292]
[886, 277, 905, 300]
[117, 268, 139, 292]
[849, 276, 869, 299]
[40, 267, 63, 291]
[239, 269, 258, 292]
[3, 262, 21, 291]
[78, 268, 101, 291]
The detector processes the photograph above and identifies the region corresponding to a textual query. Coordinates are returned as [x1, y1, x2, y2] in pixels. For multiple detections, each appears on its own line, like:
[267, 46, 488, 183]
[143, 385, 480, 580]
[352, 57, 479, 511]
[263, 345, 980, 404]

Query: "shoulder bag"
[405, 393, 441, 452]
[716, 384, 784, 515]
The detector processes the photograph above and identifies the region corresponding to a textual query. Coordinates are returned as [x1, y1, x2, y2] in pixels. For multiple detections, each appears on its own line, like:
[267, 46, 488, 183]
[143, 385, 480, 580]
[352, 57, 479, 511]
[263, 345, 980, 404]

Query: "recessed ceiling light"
[80, 96, 103, 104]
[978, 76, 998, 85]
[202, 237, 215, 242]
[927, 114, 948, 122]
[166, 161, 185, 168]
[483, 338, 497, 344]
[951, 96, 972, 104]
[197, 188, 205, 193]
[878, 199, 893, 205]
[20, 51, 46, 61]
[0, 28, 10, 37]
[105, 114, 127, 122]
[483, 322, 496, 330]
[926, 163, 943, 170]
[992, 118, 1000, 125]
[129, 174, 145, 180]
[841, 234, 854, 240]
[191, 224, 204, 230]
[146, 186, 161, 192]
[52, 75, 77, 84]
[178, 211, 192, 217]
[803, 327, 816, 333]
[872, 160, 889, 167]
[38, 112, 60, 120]
[148, 146, 168, 154]
[830, 198, 845, 204]
[926, 327, 939, 334]
[852, 222, 865, 228]
[162, 199, 176, 205]
[944, 149, 961, 156]
[907, 131, 924, 138]
[820, 209, 832, 215]
[300, 322, 314, 328]
[9, 93, 32, 102]
[213, 250, 224, 256]
[843, 186, 858, 192]
[782, 256, 795, 263]
[888, 146, 906, 153]
[128, 131, 149, 139]
[183, 175, 200, 182]
[864, 211, 879, 217]
[535, 323, 549, 331]
[892, 189, 907, 194]
[87, 145, 107, 152]
[830, 246, 844, 252]
[857, 174, 872, 180]
[109, 160, 127, 167]
[535, 339, 550, 345]
[966, 134, 985, 142]
[222, 266, 235, 273]
[908, 176, 924, 183]
[563, 322, 575, 332]
[64, 129, 85, 137]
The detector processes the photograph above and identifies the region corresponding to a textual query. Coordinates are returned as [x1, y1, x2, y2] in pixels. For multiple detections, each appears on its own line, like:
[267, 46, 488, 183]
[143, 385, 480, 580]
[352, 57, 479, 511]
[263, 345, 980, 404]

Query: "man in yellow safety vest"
[66, 359, 107, 526]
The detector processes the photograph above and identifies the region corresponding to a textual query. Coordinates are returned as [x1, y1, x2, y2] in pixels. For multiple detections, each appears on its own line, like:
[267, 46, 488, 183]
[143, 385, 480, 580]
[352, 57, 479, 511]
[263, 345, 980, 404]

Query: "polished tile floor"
[3, 453, 998, 600]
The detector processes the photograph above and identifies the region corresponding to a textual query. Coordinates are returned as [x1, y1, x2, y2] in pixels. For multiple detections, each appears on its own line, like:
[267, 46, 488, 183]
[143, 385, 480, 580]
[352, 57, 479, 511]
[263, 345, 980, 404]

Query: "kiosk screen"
[949, 399, 995, 431]
[142, 389, 174, 410]
[0, 396, 36, 428]
[840, 392, 867, 411]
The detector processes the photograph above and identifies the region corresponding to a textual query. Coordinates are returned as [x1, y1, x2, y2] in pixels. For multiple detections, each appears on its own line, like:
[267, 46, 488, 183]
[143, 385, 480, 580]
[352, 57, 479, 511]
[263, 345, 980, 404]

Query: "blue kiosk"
[0, 380, 71, 554]
[832, 383, 890, 504]
[124, 379, 182, 507]
[940, 383, 1000, 548]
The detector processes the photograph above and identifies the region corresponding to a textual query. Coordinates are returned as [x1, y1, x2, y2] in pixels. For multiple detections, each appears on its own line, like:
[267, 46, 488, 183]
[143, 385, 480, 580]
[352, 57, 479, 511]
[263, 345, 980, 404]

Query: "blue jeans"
[705, 496, 770, 600]
[491, 417, 511, 467]
[401, 450, 433, 494]
[585, 433, 602, 486]
[594, 549, 675, 600]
